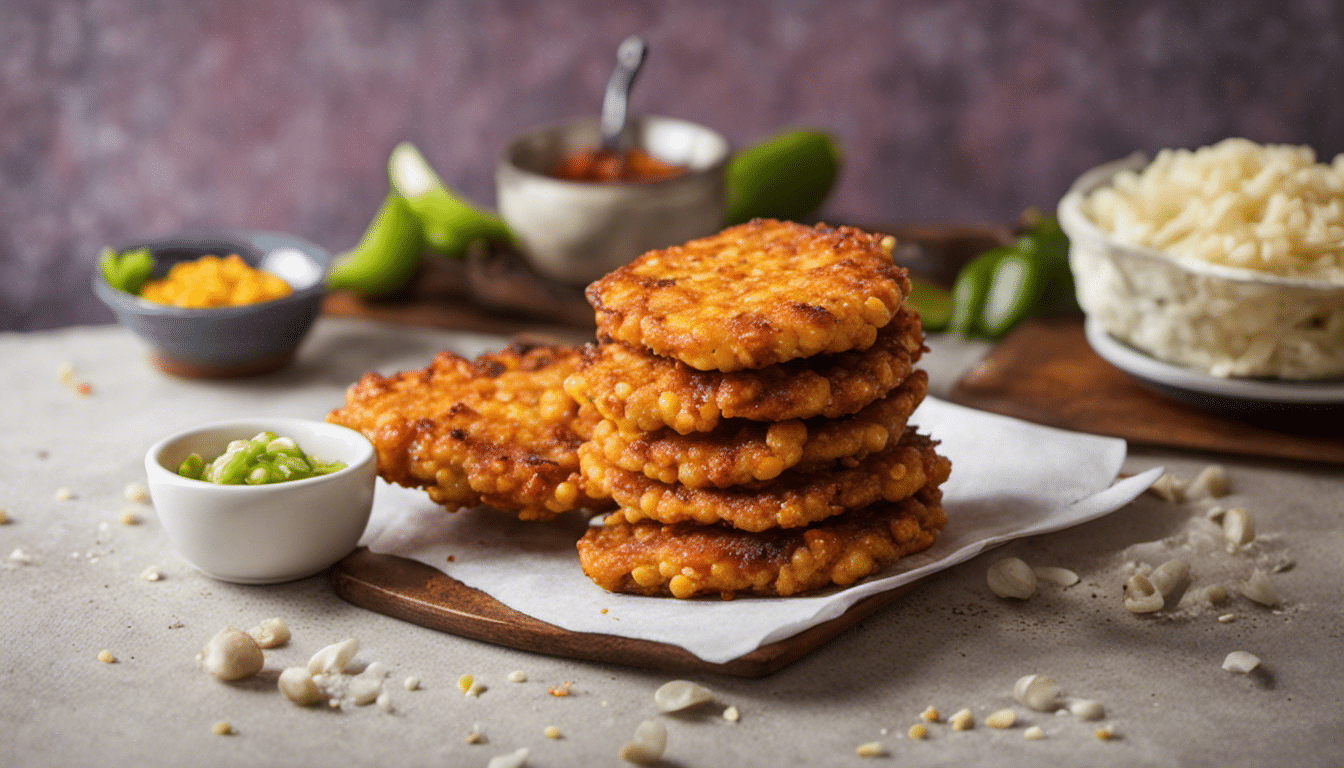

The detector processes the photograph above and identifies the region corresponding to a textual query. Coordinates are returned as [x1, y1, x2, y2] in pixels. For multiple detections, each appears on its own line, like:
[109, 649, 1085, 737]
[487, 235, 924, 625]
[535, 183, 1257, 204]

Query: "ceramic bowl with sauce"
[497, 114, 731, 285]
[145, 418, 377, 585]
[93, 230, 331, 378]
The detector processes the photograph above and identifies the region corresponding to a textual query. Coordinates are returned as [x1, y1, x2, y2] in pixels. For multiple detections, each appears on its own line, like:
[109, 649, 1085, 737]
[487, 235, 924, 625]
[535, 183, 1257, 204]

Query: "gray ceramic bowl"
[93, 230, 331, 378]
[497, 114, 731, 285]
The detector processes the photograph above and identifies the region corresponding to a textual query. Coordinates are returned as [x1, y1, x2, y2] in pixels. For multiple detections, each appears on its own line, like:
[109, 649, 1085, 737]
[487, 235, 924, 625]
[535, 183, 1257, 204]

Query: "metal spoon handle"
[600, 35, 648, 150]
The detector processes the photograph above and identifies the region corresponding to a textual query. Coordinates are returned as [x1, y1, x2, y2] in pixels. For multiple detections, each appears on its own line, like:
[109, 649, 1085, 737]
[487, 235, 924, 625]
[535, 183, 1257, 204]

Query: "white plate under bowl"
[1084, 317, 1344, 414]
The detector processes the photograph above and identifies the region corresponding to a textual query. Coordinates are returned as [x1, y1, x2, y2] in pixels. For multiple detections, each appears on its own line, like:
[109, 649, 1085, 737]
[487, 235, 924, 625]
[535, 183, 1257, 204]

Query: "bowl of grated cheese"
[1058, 138, 1344, 381]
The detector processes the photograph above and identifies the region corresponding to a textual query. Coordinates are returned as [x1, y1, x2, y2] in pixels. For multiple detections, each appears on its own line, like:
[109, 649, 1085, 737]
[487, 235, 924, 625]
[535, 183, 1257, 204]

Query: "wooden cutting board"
[330, 548, 914, 677]
[949, 317, 1344, 464]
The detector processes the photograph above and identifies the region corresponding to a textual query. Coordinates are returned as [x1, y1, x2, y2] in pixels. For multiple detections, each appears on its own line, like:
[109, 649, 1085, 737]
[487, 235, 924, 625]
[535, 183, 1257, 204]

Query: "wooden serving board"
[330, 548, 913, 678]
[949, 317, 1344, 464]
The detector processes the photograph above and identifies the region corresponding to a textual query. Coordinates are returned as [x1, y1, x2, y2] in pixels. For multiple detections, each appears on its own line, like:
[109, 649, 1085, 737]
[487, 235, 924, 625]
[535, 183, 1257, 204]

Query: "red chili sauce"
[551, 147, 688, 182]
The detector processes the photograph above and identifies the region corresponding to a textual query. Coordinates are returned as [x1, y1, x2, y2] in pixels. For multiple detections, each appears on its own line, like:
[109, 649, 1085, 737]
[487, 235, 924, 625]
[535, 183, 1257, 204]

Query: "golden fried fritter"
[582, 429, 950, 532]
[565, 307, 925, 435]
[577, 486, 947, 599]
[586, 370, 928, 489]
[327, 342, 612, 520]
[588, 219, 912, 372]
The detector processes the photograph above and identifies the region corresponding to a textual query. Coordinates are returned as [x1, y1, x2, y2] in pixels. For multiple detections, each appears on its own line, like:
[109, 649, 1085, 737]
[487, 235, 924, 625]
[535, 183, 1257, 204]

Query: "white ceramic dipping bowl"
[497, 114, 731, 285]
[145, 418, 377, 584]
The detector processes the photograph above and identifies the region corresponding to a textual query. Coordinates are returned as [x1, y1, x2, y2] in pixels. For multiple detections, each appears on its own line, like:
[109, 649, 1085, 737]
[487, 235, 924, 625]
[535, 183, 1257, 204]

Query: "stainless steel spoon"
[600, 35, 648, 151]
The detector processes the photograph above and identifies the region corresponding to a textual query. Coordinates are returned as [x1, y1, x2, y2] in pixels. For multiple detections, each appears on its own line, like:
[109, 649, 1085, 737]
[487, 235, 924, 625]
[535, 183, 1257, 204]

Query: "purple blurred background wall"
[3, 0, 1341, 330]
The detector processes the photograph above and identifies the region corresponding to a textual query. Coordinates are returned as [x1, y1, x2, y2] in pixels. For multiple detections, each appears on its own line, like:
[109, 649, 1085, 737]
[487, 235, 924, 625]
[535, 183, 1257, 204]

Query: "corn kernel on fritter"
[564, 307, 924, 435]
[582, 429, 949, 532]
[586, 370, 927, 489]
[577, 486, 947, 599]
[588, 219, 912, 372]
[327, 342, 612, 520]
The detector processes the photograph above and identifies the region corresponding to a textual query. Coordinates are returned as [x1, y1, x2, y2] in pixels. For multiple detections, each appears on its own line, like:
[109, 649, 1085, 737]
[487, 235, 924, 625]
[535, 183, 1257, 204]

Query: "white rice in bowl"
[1059, 140, 1344, 380]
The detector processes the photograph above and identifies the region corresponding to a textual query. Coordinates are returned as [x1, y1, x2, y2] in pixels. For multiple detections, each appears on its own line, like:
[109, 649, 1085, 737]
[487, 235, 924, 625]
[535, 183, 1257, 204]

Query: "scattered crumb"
[722, 705, 740, 723]
[0, 509, 9, 524]
[212, 721, 233, 736]
[507, 670, 527, 683]
[1024, 725, 1046, 740]
[549, 681, 574, 697]
[855, 741, 887, 758]
[404, 676, 421, 691]
[465, 724, 485, 744]
[97, 649, 116, 663]
[458, 674, 474, 694]
[123, 483, 149, 503]
[1095, 726, 1118, 741]
[920, 705, 940, 722]
[118, 509, 141, 526]
[466, 681, 486, 697]
[376, 690, 393, 712]
[53, 488, 75, 501]
[1218, 613, 1237, 623]
[908, 723, 929, 739]
[601, 608, 609, 614]
[8, 548, 35, 566]
[1222, 651, 1261, 674]
[544, 725, 562, 739]
[446, 555, 455, 562]
[986, 708, 1016, 729]
[140, 566, 163, 581]
[75, 382, 92, 396]
[486, 748, 529, 768]
[950, 708, 974, 731]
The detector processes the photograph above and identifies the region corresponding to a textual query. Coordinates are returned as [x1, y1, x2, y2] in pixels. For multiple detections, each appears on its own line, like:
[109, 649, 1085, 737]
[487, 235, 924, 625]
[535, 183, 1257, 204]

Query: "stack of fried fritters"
[566, 219, 951, 599]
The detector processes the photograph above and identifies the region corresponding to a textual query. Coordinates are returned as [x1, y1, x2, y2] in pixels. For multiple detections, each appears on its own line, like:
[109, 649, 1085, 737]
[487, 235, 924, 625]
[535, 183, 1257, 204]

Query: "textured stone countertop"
[3, 317, 1340, 767]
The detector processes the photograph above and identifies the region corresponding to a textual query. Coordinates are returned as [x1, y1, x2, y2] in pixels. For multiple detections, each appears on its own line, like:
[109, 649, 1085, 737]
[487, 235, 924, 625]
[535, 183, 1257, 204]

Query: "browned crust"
[588, 220, 912, 372]
[581, 429, 951, 532]
[564, 307, 925, 435]
[586, 370, 928, 489]
[577, 486, 947, 599]
[327, 342, 613, 520]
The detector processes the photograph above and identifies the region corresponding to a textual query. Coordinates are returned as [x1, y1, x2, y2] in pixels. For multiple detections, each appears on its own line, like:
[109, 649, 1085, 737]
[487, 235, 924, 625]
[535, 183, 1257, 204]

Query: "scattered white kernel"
[722, 705, 740, 722]
[655, 680, 714, 712]
[247, 617, 290, 648]
[211, 720, 233, 736]
[855, 741, 887, 757]
[1067, 699, 1105, 721]
[1218, 613, 1237, 623]
[307, 638, 359, 675]
[987, 557, 1037, 599]
[507, 669, 527, 683]
[97, 649, 116, 663]
[465, 725, 485, 744]
[950, 708, 974, 730]
[986, 708, 1016, 729]
[404, 676, 421, 691]
[1013, 675, 1062, 712]
[140, 566, 163, 581]
[198, 627, 264, 681]
[1032, 566, 1080, 587]
[1148, 558, 1191, 597]
[1240, 570, 1281, 607]
[117, 509, 141, 526]
[1223, 651, 1261, 674]
[1147, 472, 1185, 501]
[1024, 725, 1046, 740]
[1185, 465, 1229, 500]
[619, 720, 667, 764]
[486, 747, 529, 768]
[53, 488, 75, 501]
[8, 548, 35, 566]
[1206, 585, 1229, 604]
[543, 725, 562, 739]
[1123, 574, 1164, 613]
[376, 690, 393, 712]
[279, 667, 323, 706]
[123, 482, 149, 503]
[1222, 508, 1256, 552]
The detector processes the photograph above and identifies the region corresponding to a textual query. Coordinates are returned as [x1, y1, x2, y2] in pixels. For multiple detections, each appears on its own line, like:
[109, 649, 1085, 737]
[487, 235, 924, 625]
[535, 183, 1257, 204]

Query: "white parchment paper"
[360, 397, 1161, 663]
